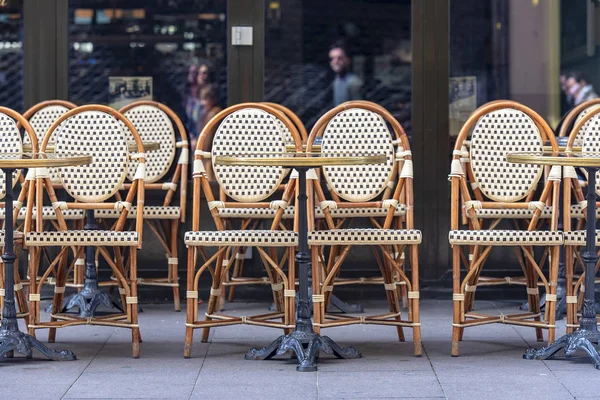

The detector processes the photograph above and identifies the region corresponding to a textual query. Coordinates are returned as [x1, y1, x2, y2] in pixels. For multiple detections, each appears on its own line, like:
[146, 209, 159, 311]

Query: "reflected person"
[329, 42, 363, 106]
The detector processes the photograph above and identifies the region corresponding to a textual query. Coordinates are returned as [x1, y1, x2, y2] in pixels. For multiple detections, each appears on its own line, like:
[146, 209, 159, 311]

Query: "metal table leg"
[524, 166, 600, 369]
[245, 167, 361, 371]
[60, 210, 122, 317]
[0, 168, 76, 361]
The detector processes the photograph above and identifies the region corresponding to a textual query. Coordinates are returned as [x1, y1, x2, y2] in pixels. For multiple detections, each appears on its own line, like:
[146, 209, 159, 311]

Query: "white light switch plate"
[232, 26, 253, 46]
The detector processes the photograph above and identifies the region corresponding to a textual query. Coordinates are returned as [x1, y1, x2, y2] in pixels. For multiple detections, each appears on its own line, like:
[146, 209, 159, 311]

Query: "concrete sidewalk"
[1, 299, 598, 399]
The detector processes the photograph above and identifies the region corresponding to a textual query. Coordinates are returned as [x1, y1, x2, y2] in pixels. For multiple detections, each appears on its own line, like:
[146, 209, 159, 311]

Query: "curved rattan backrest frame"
[0, 107, 38, 200]
[44, 105, 146, 204]
[209, 106, 294, 202]
[22, 100, 77, 145]
[453, 102, 555, 203]
[307, 101, 414, 229]
[307, 101, 404, 203]
[262, 102, 308, 142]
[450, 101, 559, 232]
[193, 103, 303, 231]
[119, 101, 189, 184]
[558, 98, 600, 139]
[565, 103, 600, 196]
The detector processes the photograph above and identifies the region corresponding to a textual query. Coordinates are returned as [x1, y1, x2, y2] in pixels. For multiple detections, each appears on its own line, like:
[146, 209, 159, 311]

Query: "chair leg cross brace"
[0, 168, 75, 361]
[244, 167, 361, 371]
[524, 166, 600, 370]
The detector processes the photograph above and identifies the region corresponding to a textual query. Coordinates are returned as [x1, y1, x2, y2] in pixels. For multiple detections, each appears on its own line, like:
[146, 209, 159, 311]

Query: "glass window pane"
[450, 0, 594, 135]
[265, 0, 412, 137]
[0, 0, 23, 112]
[68, 0, 227, 142]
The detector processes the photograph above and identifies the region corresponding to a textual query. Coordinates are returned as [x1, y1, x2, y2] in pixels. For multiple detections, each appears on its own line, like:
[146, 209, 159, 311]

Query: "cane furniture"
[25, 105, 146, 358]
[449, 101, 562, 356]
[184, 103, 302, 358]
[305, 102, 422, 356]
[91, 101, 188, 312]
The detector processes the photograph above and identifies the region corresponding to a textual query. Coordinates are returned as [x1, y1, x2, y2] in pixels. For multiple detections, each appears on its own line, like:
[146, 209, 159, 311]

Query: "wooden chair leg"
[48, 249, 68, 343]
[129, 249, 141, 358]
[202, 252, 225, 343]
[184, 248, 196, 358]
[410, 245, 422, 357]
[452, 246, 462, 356]
[170, 219, 181, 312]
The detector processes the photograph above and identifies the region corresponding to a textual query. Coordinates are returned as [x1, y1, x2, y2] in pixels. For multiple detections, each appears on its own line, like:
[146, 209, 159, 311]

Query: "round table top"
[507, 151, 600, 167]
[214, 153, 387, 167]
[0, 152, 92, 168]
[22, 141, 160, 153]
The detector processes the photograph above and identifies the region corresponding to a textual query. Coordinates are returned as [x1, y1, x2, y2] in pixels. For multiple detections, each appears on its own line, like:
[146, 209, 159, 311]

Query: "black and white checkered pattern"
[185, 230, 298, 247]
[211, 108, 286, 202]
[572, 104, 600, 147]
[54, 111, 129, 202]
[0, 207, 84, 221]
[25, 230, 139, 246]
[95, 206, 180, 220]
[122, 105, 176, 183]
[314, 205, 406, 219]
[24, 105, 71, 144]
[579, 112, 600, 195]
[563, 230, 600, 246]
[0, 112, 23, 198]
[217, 207, 295, 219]
[474, 207, 553, 219]
[321, 108, 394, 202]
[470, 109, 543, 202]
[569, 203, 600, 219]
[448, 230, 562, 246]
[308, 229, 421, 245]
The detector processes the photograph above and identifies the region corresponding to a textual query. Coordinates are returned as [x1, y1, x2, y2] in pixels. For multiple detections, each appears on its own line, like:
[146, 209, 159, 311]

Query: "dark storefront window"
[0, 0, 23, 112]
[264, 0, 412, 136]
[68, 0, 227, 141]
[450, 0, 600, 134]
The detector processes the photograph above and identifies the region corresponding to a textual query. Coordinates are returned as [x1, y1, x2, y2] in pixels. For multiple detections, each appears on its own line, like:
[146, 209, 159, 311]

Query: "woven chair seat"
[308, 229, 421, 245]
[217, 207, 295, 219]
[184, 230, 298, 247]
[563, 230, 600, 246]
[448, 230, 562, 246]
[315, 205, 406, 219]
[474, 206, 552, 219]
[95, 206, 181, 220]
[0, 207, 84, 221]
[25, 230, 139, 246]
[569, 203, 600, 219]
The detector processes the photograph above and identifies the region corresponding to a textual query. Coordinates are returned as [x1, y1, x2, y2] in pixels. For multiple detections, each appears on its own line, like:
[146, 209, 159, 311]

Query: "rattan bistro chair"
[91, 101, 189, 311]
[559, 103, 600, 333]
[223, 103, 308, 304]
[311, 100, 410, 306]
[449, 101, 562, 356]
[306, 102, 423, 356]
[184, 103, 302, 357]
[0, 108, 40, 325]
[25, 105, 146, 358]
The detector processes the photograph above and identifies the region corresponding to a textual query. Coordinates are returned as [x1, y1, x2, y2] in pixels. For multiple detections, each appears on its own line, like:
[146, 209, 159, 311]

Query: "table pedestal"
[0, 169, 75, 361]
[60, 210, 122, 317]
[524, 166, 600, 369]
[244, 167, 361, 371]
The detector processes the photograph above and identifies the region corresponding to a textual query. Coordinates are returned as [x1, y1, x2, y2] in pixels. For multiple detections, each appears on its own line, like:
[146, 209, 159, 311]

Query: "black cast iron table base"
[244, 317, 361, 372]
[0, 168, 76, 362]
[60, 210, 122, 317]
[524, 166, 600, 369]
[245, 167, 361, 371]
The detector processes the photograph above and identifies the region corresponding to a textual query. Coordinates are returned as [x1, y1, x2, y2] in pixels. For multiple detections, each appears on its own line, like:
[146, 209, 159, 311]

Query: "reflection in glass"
[0, 0, 23, 112]
[265, 0, 412, 136]
[68, 0, 227, 143]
